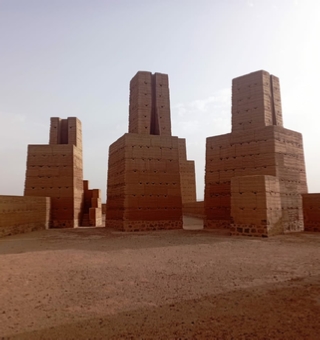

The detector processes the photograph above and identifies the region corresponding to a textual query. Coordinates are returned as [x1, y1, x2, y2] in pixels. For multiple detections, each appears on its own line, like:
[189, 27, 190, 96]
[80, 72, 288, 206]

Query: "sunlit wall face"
[1, 0, 319, 200]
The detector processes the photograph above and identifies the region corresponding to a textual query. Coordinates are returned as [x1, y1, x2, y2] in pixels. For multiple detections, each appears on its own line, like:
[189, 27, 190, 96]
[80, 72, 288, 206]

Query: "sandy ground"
[0, 217, 320, 339]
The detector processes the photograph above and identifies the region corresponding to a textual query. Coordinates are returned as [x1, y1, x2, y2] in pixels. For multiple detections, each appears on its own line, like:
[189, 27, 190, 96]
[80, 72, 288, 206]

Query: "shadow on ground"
[6, 275, 320, 340]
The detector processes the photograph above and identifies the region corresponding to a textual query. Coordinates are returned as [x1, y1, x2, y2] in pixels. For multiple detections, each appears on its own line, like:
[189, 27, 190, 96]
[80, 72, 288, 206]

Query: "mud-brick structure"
[178, 138, 196, 204]
[204, 70, 308, 236]
[25, 117, 83, 228]
[302, 194, 320, 232]
[106, 71, 196, 231]
[82, 180, 102, 227]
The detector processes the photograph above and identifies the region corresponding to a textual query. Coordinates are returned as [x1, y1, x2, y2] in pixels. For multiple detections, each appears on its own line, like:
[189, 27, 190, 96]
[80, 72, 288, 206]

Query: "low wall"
[0, 195, 50, 238]
[182, 201, 204, 218]
[302, 194, 320, 232]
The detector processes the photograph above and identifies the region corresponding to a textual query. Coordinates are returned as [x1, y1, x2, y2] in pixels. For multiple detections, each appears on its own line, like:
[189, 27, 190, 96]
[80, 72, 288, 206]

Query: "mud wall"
[0, 195, 50, 238]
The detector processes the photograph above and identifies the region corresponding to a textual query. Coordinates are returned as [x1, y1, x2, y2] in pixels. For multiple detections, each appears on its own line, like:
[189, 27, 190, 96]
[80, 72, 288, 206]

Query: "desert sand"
[0, 217, 320, 339]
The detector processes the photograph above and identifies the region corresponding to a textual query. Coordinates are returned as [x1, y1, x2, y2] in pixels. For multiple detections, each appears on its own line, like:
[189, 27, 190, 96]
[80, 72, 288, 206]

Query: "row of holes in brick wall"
[108, 194, 177, 198]
[207, 179, 304, 185]
[129, 145, 174, 149]
[233, 82, 275, 89]
[109, 170, 178, 176]
[209, 139, 302, 148]
[206, 166, 305, 173]
[235, 97, 280, 103]
[211, 153, 301, 160]
[108, 182, 178, 188]
[234, 207, 300, 210]
[31, 154, 69, 157]
[30, 165, 68, 168]
[233, 108, 281, 113]
[52, 126, 75, 129]
[28, 187, 70, 189]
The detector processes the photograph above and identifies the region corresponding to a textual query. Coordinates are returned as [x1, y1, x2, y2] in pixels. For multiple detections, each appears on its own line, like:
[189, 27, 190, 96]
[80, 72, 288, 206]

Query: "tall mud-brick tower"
[204, 70, 308, 236]
[24, 117, 84, 228]
[106, 71, 196, 231]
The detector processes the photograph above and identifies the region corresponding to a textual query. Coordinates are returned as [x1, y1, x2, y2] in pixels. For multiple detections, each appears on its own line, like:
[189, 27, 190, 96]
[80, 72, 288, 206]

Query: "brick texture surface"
[232, 70, 283, 132]
[0, 195, 50, 238]
[82, 181, 102, 226]
[302, 194, 320, 232]
[204, 70, 308, 236]
[182, 201, 204, 218]
[178, 139, 196, 204]
[106, 134, 183, 231]
[231, 175, 283, 237]
[129, 72, 172, 136]
[106, 71, 196, 231]
[24, 117, 84, 228]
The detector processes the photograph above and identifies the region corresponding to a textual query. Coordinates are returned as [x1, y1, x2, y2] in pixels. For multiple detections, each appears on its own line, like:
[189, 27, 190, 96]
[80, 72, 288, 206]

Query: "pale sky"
[1, 0, 320, 201]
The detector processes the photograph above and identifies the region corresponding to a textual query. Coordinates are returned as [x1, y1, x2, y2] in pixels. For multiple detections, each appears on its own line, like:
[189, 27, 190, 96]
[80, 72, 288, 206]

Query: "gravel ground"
[0, 217, 320, 339]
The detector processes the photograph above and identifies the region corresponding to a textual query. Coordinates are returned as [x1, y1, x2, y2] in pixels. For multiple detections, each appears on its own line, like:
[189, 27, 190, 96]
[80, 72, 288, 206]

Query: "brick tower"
[204, 70, 308, 236]
[24, 117, 84, 228]
[106, 71, 196, 231]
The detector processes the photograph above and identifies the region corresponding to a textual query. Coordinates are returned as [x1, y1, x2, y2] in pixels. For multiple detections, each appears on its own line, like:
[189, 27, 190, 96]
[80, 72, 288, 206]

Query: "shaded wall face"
[0, 195, 50, 238]
[106, 136, 126, 221]
[302, 194, 320, 232]
[273, 127, 307, 193]
[178, 138, 196, 204]
[129, 72, 171, 136]
[154, 73, 171, 136]
[273, 127, 307, 232]
[73, 146, 84, 227]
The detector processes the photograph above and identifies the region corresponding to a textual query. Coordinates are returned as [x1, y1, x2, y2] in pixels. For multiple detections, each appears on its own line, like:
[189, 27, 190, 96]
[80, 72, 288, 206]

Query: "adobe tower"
[106, 71, 196, 231]
[24, 117, 84, 228]
[204, 70, 308, 236]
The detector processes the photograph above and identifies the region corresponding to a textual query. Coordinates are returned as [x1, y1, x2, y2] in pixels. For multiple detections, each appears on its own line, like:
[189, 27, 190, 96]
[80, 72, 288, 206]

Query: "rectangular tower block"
[24, 117, 83, 228]
[204, 70, 308, 236]
[106, 133, 183, 231]
[50, 117, 83, 149]
[106, 71, 196, 231]
[129, 72, 172, 136]
[232, 70, 283, 132]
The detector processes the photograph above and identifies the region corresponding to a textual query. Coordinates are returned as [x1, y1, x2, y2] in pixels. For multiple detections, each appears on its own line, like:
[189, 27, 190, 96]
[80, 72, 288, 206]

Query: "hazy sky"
[1, 0, 320, 201]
